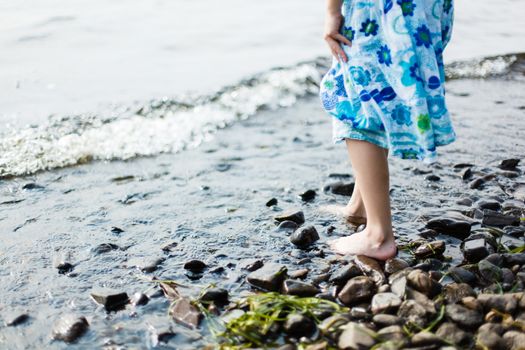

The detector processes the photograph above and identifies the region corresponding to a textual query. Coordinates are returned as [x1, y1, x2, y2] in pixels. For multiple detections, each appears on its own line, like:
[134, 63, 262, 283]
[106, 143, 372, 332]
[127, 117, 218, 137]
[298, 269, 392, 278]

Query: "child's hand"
[324, 13, 352, 62]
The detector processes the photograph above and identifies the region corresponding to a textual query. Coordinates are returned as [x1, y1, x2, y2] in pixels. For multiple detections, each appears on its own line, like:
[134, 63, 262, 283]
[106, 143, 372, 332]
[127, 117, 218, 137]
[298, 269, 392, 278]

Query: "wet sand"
[0, 76, 524, 348]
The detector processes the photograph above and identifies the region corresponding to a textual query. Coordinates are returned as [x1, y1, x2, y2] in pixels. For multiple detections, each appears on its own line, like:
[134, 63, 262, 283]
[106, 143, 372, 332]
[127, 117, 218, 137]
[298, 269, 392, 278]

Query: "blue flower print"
[321, 92, 338, 111]
[349, 66, 371, 86]
[444, 0, 452, 14]
[336, 100, 362, 121]
[427, 95, 446, 119]
[397, 0, 416, 16]
[334, 75, 348, 97]
[343, 26, 355, 41]
[391, 104, 412, 126]
[414, 25, 432, 48]
[377, 45, 392, 66]
[384, 0, 393, 14]
[360, 19, 379, 37]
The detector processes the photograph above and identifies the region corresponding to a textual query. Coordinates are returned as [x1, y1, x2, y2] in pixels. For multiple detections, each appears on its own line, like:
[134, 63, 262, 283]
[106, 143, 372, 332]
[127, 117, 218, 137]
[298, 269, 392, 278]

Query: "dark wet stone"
[476, 200, 502, 211]
[246, 263, 287, 292]
[337, 276, 375, 305]
[130, 292, 149, 306]
[499, 158, 520, 170]
[456, 197, 473, 206]
[479, 259, 503, 283]
[445, 304, 483, 329]
[289, 268, 309, 279]
[454, 163, 474, 169]
[371, 292, 402, 314]
[51, 315, 89, 343]
[462, 238, 494, 263]
[323, 181, 355, 196]
[110, 226, 124, 235]
[426, 218, 471, 239]
[274, 210, 305, 225]
[283, 280, 321, 297]
[407, 270, 440, 297]
[276, 220, 299, 233]
[129, 257, 165, 273]
[161, 242, 178, 253]
[425, 174, 441, 182]
[148, 323, 176, 346]
[443, 283, 475, 304]
[90, 290, 129, 312]
[482, 209, 520, 227]
[241, 259, 264, 272]
[311, 273, 330, 285]
[92, 243, 120, 255]
[477, 293, 521, 314]
[183, 260, 207, 272]
[505, 226, 525, 238]
[200, 288, 229, 305]
[5, 313, 30, 327]
[477, 331, 505, 350]
[411, 331, 445, 347]
[355, 255, 386, 286]
[266, 197, 278, 207]
[462, 168, 473, 181]
[215, 163, 232, 172]
[384, 258, 410, 275]
[338, 322, 376, 350]
[299, 189, 316, 202]
[503, 253, 525, 266]
[283, 313, 316, 338]
[397, 300, 429, 328]
[469, 177, 485, 189]
[414, 240, 446, 259]
[448, 267, 477, 284]
[55, 261, 74, 275]
[372, 314, 403, 327]
[22, 183, 44, 190]
[436, 322, 473, 349]
[485, 253, 504, 266]
[169, 297, 201, 328]
[290, 225, 319, 248]
[329, 263, 361, 286]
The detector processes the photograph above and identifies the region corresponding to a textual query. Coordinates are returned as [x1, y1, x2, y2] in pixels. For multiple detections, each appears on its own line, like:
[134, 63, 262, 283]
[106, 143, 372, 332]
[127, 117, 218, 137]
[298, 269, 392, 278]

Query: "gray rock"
[290, 225, 319, 248]
[92, 243, 120, 255]
[324, 181, 355, 196]
[246, 263, 287, 292]
[5, 313, 30, 327]
[148, 323, 176, 346]
[266, 198, 278, 207]
[355, 255, 386, 286]
[476, 331, 505, 350]
[371, 292, 402, 314]
[445, 304, 483, 329]
[377, 325, 407, 344]
[282, 280, 319, 297]
[482, 209, 520, 227]
[274, 210, 305, 225]
[128, 257, 165, 273]
[338, 322, 376, 350]
[385, 258, 410, 275]
[337, 276, 375, 305]
[241, 259, 264, 272]
[426, 218, 471, 239]
[329, 263, 361, 285]
[436, 322, 473, 349]
[169, 297, 201, 328]
[503, 253, 525, 266]
[477, 293, 521, 314]
[478, 259, 503, 283]
[283, 313, 316, 338]
[448, 267, 477, 284]
[299, 190, 316, 202]
[183, 259, 207, 272]
[276, 220, 298, 233]
[411, 331, 445, 347]
[130, 292, 149, 306]
[476, 199, 502, 211]
[90, 290, 129, 312]
[372, 314, 403, 327]
[200, 288, 229, 305]
[469, 177, 486, 190]
[318, 314, 350, 338]
[51, 314, 89, 343]
[503, 330, 525, 350]
[462, 238, 494, 263]
[442, 283, 475, 304]
[397, 300, 430, 328]
[407, 270, 440, 297]
[414, 240, 446, 259]
[499, 158, 520, 170]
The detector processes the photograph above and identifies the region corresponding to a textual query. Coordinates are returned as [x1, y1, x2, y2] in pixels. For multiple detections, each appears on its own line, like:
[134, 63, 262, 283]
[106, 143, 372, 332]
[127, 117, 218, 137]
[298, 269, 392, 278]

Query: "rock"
[290, 226, 319, 248]
[425, 175, 441, 182]
[397, 300, 429, 328]
[337, 276, 375, 305]
[477, 293, 521, 314]
[130, 292, 149, 306]
[478, 259, 503, 283]
[445, 304, 483, 329]
[385, 258, 410, 275]
[200, 288, 229, 305]
[499, 158, 520, 170]
[456, 197, 473, 206]
[411, 331, 445, 347]
[90, 290, 129, 312]
[289, 268, 309, 279]
[377, 325, 407, 344]
[284, 313, 316, 338]
[318, 314, 350, 337]
[476, 200, 502, 211]
[469, 177, 486, 189]
[183, 259, 207, 272]
[128, 257, 165, 273]
[482, 209, 520, 227]
[414, 240, 446, 259]
[55, 262, 74, 275]
[276, 220, 298, 233]
[355, 255, 386, 286]
[5, 313, 30, 327]
[241, 259, 264, 272]
[338, 322, 376, 350]
[448, 266, 477, 284]
[436, 322, 473, 349]
[169, 297, 201, 328]
[426, 218, 471, 239]
[274, 211, 305, 226]
[324, 181, 355, 196]
[476, 331, 505, 350]
[22, 183, 44, 190]
[503, 253, 525, 266]
[329, 263, 361, 286]
[246, 263, 287, 292]
[283, 280, 320, 297]
[390, 272, 410, 298]
[407, 270, 440, 297]
[266, 198, 278, 207]
[51, 315, 89, 343]
[443, 283, 475, 304]
[371, 293, 402, 314]
[328, 173, 352, 179]
[461, 168, 473, 181]
[92, 243, 120, 255]
[161, 242, 178, 253]
[503, 330, 525, 350]
[148, 323, 176, 346]
[462, 239, 494, 263]
[299, 190, 316, 202]
[372, 314, 403, 327]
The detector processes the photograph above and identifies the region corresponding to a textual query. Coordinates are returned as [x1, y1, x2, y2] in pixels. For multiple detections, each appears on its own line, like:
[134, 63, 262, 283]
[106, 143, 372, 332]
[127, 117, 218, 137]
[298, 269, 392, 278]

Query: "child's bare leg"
[328, 139, 396, 260]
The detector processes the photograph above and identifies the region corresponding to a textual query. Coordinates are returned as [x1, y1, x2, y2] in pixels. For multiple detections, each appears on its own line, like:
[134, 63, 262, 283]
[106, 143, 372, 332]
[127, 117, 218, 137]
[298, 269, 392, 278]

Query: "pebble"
[51, 314, 89, 343]
[426, 218, 471, 239]
[456, 197, 473, 206]
[476, 199, 502, 211]
[246, 263, 287, 292]
[323, 181, 355, 196]
[411, 331, 445, 347]
[288, 268, 309, 279]
[478, 259, 503, 283]
[448, 266, 477, 284]
[276, 220, 298, 234]
[499, 158, 520, 170]
[200, 288, 229, 305]
[436, 322, 473, 349]
[337, 276, 375, 306]
[148, 323, 176, 346]
[282, 279, 319, 297]
[476, 330, 505, 350]
[503, 330, 525, 350]
[337, 322, 376, 350]
[129, 257, 165, 273]
[90, 290, 129, 312]
[161, 242, 178, 253]
[130, 292, 149, 306]
[283, 313, 316, 338]
[425, 174, 441, 182]
[482, 209, 520, 227]
[443, 283, 475, 304]
[477, 293, 521, 314]
[5, 313, 30, 327]
[372, 314, 403, 327]
[384, 258, 410, 275]
[445, 304, 483, 329]
[329, 263, 361, 286]
[274, 210, 305, 225]
[290, 225, 319, 248]
[462, 238, 494, 263]
[183, 259, 207, 272]
[92, 243, 120, 255]
[169, 297, 201, 328]
[299, 189, 316, 202]
[354, 255, 386, 286]
[469, 177, 486, 189]
[240, 259, 264, 272]
[371, 292, 402, 314]
[407, 270, 440, 297]
[397, 300, 429, 328]
[414, 240, 446, 259]
[266, 198, 278, 207]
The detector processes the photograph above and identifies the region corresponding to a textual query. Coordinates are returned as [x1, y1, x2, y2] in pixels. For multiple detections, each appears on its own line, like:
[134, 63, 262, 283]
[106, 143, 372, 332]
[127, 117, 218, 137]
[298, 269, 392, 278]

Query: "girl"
[320, 0, 455, 260]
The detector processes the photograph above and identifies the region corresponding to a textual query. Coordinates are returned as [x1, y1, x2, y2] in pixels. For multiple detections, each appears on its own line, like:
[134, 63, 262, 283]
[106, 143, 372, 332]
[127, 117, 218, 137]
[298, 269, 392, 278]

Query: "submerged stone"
[426, 218, 471, 239]
[51, 314, 89, 343]
[274, 210, 305, 225]
[90, 290, 129, 312]
[414, 240, 446, 259]
[169, 297, 201, 328]
[478, 259, 503, 283]
[299, 189, 316, 202]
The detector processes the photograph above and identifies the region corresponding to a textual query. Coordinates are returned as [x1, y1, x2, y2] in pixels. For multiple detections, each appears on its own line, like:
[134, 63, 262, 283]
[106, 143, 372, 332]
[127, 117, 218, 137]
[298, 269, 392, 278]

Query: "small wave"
[1, 53, 523, 178]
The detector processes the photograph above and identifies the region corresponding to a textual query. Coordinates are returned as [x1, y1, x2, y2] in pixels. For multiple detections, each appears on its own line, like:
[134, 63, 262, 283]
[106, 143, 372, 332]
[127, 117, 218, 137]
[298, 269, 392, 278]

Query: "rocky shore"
[0, 76, 524, 349]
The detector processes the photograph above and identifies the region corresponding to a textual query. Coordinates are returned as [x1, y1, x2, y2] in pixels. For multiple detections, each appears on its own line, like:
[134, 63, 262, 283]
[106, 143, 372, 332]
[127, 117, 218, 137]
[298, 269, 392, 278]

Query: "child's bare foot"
[319, 204, 367, 226]
[327, 227, 397, 260]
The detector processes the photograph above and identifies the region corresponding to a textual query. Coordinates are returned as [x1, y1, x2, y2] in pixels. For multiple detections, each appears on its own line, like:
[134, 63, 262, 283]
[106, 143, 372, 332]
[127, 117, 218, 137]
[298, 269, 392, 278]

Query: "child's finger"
[335, 33, 352, 47]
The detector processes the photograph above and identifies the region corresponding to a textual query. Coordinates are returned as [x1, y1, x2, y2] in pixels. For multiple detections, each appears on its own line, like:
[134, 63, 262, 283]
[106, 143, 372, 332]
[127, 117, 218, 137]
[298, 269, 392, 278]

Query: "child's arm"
[324, 0, 352, 62]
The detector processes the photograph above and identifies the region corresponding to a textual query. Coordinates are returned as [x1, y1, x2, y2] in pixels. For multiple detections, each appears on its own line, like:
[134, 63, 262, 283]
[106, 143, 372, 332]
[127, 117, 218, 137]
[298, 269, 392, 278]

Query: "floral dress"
[319, 0, 455, 162]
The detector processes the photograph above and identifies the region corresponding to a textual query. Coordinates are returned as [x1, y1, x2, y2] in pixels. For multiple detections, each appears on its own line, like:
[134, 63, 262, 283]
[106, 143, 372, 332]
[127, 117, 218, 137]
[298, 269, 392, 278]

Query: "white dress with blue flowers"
[319, 0, 455, 162]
